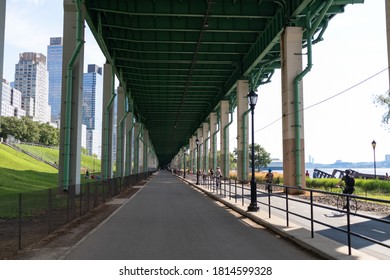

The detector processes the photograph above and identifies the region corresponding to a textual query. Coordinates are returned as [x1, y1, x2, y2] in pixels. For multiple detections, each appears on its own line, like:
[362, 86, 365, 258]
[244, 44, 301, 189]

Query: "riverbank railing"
[183, 173, 390, 258]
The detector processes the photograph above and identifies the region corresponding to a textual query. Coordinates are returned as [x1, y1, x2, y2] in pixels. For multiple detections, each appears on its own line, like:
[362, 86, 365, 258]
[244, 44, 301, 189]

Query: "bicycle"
[336, 185, 358, 214]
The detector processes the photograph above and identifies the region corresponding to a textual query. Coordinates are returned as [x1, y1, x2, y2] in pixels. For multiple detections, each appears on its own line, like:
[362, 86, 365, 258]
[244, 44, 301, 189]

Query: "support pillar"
[0, 0, 5, 112]
[220, 100, 230, 178]
[236, 80, 250, 183]
[139, 124, 144, 173]
[197, 127, 203, 172]
[143, 129, 149, 172]
[58, 0, 85, 191]
[202, 122, 209, 173]
[386, 0, 390, 90]
[101, 63, 115, 179]
[116, 86, 125, 178]
[190, 136, 196, 174]
[133, 123, 140, 174]
[281, 27, 305, 189]
[209, 112, 218, 172]
[125, 107, 133, 176]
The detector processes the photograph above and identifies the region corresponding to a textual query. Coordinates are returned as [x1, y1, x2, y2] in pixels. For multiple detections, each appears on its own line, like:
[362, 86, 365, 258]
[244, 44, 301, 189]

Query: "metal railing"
[192, 174, 390, 257]
[0, 172, 154, 259]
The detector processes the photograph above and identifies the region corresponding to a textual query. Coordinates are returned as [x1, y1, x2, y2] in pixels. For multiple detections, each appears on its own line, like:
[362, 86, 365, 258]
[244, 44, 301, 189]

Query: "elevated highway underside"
[58, 0, 364, 190]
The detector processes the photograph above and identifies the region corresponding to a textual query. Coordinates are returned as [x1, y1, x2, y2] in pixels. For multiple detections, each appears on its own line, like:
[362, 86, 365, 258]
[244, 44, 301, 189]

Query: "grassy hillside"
[0, 144, 103, 195]
[16, 144, 101, 173]
[0, 144, 58, 195]
[17, 144, 59, 165]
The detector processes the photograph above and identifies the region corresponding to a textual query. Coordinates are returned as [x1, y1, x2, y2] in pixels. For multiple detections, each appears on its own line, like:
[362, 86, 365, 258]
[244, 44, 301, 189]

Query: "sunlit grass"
[0, 145, 58, 195]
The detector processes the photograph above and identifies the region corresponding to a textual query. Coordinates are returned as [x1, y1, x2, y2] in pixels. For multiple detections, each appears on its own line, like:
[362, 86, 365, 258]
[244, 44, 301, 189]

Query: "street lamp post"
[372, 140, 377, 179]
[247, 90, 259, 212]
[183, 147, 187, 178]
[196, 138, 200, 184]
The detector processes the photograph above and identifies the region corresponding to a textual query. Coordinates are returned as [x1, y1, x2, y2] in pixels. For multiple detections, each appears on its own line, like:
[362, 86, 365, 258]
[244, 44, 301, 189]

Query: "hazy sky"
[2, 0, 389, 164]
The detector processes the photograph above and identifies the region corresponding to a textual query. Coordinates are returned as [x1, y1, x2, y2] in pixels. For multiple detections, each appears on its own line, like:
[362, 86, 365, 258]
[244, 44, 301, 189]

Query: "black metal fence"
[0, 172, 153, 259]
[193, 174, 390, 257]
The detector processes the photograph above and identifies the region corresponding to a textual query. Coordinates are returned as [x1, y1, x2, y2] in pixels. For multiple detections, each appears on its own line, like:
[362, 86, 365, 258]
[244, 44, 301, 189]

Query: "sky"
[2, 0, 389, 165]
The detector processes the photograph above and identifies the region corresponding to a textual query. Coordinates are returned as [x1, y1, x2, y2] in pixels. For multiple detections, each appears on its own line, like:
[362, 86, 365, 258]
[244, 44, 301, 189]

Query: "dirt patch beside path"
[13, 184, 145, 260]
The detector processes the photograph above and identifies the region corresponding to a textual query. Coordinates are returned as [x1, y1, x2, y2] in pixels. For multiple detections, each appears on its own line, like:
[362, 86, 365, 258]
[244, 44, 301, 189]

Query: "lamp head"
[247, 89, 258, 107]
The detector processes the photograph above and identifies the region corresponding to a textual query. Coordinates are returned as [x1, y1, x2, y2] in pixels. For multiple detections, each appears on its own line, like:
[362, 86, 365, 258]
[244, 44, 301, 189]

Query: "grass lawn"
[16, 144, 101, 173]
[0, 144, 58, 195]
[16, 144, 59, 165]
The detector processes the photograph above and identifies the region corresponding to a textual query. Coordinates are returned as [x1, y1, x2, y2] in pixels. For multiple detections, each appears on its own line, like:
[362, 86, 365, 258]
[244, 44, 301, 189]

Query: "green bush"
[306, 178, 390, 197]
[307, 178, 343, 191]
[357, 179, 390, 194]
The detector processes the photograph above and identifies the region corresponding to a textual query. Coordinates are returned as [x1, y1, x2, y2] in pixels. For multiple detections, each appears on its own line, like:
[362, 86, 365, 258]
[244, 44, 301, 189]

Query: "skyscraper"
[1, 79, 26, 117]
[83, 64, 103, 159]
[47, 37, 63, 122]
[14, 52, 51, 123]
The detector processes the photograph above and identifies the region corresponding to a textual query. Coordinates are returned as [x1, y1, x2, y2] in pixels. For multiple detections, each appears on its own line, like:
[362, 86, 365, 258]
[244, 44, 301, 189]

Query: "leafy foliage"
[0, 116, 59, 146]
[306, 178, 390, 195]
[373, 90, 390, 130]
[233, 143, 271, 171]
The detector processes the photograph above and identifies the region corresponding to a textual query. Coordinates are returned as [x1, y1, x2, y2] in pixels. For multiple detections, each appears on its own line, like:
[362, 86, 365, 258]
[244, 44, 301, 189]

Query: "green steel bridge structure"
[1, 1, 375, 191]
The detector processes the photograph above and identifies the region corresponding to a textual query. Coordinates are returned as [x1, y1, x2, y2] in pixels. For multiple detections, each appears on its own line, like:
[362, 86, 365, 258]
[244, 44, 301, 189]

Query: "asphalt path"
[62, 171, 320, 260]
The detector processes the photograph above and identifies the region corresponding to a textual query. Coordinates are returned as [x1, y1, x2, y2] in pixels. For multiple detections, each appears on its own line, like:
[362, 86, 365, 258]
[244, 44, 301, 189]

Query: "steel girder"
[83, 0, 363, 166]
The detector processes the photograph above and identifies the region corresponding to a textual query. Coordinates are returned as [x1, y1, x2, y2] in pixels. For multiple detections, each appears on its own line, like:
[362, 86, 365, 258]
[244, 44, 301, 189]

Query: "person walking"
[265, 169, 274, 193]
[215, 167, 222, 189]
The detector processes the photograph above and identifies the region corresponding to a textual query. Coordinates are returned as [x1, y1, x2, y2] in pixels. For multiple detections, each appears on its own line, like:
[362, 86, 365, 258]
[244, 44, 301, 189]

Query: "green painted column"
[220, 100, 230, 178]
[192, 135, 197, 174]
[202, 122, 209, 173]
[197, 127, 203, 172]
[125, 109, 133, 176]
[133, 123, 140, 174]
[0, 0, 5, 112]
[58, 0, 85, 192]
[143, 129, 149, 172]
[236, 80, 249, 182]
[281, 27, 305, 189]
[101, 63, 114, 179]
[116, 86, 125, 178]
[138, 125, 144, 173]
[387, 0, 390, 90]
[190, 136, 195, 174]
[180, 150, 184, 172]
[209, 112, 218, 171]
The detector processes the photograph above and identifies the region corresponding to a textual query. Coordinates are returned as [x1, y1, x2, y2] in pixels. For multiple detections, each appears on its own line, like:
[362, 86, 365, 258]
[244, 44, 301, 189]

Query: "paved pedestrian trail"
[63, 171, 320, 260]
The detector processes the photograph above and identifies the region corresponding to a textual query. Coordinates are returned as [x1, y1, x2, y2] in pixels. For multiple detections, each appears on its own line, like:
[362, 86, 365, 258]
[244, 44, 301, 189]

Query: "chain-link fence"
[0, 172, 153, 259]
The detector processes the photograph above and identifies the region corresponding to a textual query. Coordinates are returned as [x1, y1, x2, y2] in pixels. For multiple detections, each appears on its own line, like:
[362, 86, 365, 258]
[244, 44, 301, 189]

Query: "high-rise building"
[13, 52, 51, 123]
[82, 64, 103, 159]
[47, 37, 63, 122]
[1, 79, 26, 117]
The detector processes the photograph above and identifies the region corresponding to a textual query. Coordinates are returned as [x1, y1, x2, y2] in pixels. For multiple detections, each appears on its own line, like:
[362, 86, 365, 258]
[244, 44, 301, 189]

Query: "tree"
[373, 90, 390, 129]
[0, 116, 59, 146]
[250, 144, 272, 171]
[233, 144, 272, 171]
[38, 122, 59, 146]
[21, 117, 40, 143]
[229, 151, 237, 170]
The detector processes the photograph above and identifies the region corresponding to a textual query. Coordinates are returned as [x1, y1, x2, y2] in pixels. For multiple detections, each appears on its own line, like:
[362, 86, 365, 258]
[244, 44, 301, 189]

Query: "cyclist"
[337, 169, 355, 209]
